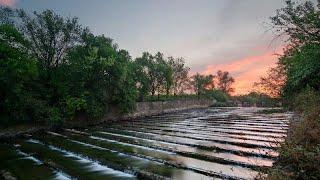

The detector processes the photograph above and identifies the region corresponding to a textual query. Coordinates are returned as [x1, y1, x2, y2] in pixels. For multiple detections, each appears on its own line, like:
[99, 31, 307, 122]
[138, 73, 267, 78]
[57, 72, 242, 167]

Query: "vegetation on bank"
[255, 0, 320, 179]
[0, 7, 242, 127]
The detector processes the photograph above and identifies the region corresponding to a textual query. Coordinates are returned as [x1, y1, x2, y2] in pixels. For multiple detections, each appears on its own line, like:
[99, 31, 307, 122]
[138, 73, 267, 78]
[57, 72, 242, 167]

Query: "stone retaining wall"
[102, 98, 215, 122]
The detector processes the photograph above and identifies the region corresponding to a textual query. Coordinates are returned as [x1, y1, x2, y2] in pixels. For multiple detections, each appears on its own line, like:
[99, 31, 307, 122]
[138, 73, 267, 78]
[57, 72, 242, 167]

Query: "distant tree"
[168, 57, 190, 95]
[134, 52, 173, 100]
[154, 52, 170, 98]
[206, 89, 229, 102]
[134, 52, 153, 101]
[233, 92, 278, 107]
[190, 73, 214, 98]
[216, 70, 235, 94]
[254, 63, 286, 97]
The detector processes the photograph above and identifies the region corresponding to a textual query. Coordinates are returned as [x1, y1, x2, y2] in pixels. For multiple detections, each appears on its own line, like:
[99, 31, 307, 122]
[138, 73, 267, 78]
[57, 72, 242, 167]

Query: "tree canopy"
[0, 7, 236, 126]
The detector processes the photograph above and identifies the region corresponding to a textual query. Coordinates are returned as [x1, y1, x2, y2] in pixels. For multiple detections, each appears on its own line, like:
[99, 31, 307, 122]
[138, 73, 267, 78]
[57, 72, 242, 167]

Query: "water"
[0, 107, 291, 179]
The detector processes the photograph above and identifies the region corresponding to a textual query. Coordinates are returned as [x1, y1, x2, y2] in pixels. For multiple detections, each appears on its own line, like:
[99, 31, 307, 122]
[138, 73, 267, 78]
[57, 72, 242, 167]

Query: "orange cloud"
[0, 0, 16, 7]
[202, 47, 283, 95]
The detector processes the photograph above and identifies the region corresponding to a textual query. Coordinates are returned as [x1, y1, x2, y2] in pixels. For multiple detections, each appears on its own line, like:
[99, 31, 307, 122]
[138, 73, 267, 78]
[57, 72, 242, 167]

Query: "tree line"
[0, 7, 235, 125]
[255, 0, 320, 179]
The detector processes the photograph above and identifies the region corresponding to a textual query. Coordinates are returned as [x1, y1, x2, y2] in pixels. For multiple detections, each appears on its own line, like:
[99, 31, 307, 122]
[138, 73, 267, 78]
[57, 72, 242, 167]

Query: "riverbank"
[265, 90, 320, 179]
[0, 99, 213, 140]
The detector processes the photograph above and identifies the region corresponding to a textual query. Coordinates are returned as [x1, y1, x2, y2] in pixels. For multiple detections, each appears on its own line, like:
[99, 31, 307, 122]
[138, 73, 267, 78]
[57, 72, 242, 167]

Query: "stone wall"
[132, 98, 214, 117]
[0, 99, 214, 139]
[102, 98, 214, 122]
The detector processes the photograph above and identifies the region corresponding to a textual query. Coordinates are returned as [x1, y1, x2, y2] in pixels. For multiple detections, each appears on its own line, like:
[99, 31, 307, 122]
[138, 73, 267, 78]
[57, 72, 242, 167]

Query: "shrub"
[266, 89, 320, 180]
[206, 89, 229, 102]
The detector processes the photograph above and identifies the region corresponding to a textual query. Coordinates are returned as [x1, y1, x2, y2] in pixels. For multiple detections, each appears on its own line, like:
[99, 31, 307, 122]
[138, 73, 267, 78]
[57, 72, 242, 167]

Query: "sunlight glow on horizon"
[202, 46, 283, 95]
[0, 0, 15, 7]
[2, 0, 290, 95]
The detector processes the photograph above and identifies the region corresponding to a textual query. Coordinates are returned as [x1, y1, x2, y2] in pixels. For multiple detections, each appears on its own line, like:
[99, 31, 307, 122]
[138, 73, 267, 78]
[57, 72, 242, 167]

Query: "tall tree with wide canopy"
[257, 0, 320, 98]
[16, 9, 85, 70]
[216, 70, 235, 94]
[190, 73, 214, 98]
[168, 57, 190, 95]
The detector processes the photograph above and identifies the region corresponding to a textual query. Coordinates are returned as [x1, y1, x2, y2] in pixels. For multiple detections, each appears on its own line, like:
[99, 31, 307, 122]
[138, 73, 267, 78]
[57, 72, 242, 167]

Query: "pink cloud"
[202, 46, 283, 95]
[0, 0, 16, 7]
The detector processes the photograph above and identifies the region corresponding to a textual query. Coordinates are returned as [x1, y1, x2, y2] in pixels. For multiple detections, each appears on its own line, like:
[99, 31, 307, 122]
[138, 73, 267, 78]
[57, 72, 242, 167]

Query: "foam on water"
[90, 135, 175, 154]
[48, 132, 152, 163]
[48, 144, 135, 178]
[16, 149, 43, 165]
[53, 170, 72, 180]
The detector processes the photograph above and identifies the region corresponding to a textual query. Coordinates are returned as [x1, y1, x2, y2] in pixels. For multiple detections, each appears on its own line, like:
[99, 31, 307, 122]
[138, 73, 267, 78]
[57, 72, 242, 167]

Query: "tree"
[67, 33, 138, 116]
[259, 0, 320, 99]
[134, 52, 174, 100]
[65, 33, 116, 118]
[190, 73, 214, 98]
[254, 63, 286, 97]
[109, 49, 138, 113]
[154, 52, 173, 98]
[0, 8, 143, 125]
[271, 0, 320, 47]
[168, 57, 190, 95]
[265, 2, 320, 179]
[281, 43, 320, 96]
[216, 70, 235, 94]
[0, 24, 47, 125]
[16, 9, 85, 70]
[134, 52, 156, 101]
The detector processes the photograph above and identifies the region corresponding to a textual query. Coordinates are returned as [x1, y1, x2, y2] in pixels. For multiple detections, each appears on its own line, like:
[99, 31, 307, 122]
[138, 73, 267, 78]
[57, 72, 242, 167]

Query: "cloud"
[0, 0, 16, 7]
[202, 46, 283, 95]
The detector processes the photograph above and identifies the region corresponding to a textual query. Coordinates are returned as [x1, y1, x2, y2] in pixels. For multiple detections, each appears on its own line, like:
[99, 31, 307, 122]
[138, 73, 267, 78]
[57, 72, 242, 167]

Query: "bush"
[65, 97, 87, 120]
[206, 89, 229, 102]
[266, 89, 320, 180]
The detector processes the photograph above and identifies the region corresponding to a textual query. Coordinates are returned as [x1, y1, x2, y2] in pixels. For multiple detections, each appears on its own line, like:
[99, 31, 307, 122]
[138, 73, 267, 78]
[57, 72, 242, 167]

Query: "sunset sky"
[1, 0, 291, 94]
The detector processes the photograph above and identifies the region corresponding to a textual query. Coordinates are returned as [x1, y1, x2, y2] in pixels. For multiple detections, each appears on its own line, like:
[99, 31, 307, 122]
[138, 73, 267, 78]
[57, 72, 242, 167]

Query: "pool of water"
[0, 107, 291, 179]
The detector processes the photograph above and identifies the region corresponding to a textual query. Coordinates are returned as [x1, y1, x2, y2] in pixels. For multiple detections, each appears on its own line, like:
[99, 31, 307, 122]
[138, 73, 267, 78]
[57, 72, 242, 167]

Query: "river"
[0, 107, 291, 180]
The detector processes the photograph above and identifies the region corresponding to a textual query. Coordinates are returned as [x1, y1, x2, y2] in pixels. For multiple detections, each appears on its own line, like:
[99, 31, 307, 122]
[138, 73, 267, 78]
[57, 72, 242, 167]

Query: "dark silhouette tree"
[216, 70, 235, 94]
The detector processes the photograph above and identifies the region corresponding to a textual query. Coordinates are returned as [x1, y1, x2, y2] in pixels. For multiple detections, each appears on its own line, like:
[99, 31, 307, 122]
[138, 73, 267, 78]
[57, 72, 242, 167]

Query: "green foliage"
[264, 1, 320, 179]
[1, 7, 237, 127]
[16, 9, 84, 70]
[109, 52, 137, 113]
[168, 57, 190, 95]
[234, 92, 280, 107]
[281, 43, 320, 98]
[206, 89, 229, 102]
[65, 97, 87, 119]
[0, 9, 139, 126]
[190, 73, 214, 97]
[0, 24, 39, 125]
[134, 52, 176, 101]
[66, 34, 138, 115]
[47, 107, 63, 125]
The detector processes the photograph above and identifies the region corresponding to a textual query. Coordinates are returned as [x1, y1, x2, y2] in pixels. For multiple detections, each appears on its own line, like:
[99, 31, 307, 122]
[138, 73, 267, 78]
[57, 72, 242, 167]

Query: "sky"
[1, 0, 292, 94]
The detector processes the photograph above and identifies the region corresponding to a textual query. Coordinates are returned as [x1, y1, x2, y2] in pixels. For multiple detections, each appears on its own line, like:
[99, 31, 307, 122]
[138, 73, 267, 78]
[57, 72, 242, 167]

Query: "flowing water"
[0, 107, 291, 180]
